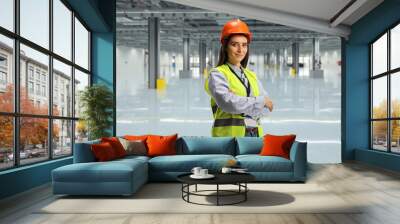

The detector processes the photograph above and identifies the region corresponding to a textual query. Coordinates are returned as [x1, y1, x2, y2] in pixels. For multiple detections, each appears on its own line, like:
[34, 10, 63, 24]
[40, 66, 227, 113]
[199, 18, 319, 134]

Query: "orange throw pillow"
[124, 135, 151, 141]
[101, 137, 127, 158]
[91, 142, 117, 161]
[146, 134, 178, 157]
[260, 134, 296, 159]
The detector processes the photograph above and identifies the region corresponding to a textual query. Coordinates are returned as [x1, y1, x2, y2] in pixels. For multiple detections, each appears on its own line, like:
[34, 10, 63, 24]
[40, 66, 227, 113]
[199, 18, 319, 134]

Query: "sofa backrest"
[177, 136, 236, 155]
[235, 137, 263, 155]
[73, 139, 100, 163]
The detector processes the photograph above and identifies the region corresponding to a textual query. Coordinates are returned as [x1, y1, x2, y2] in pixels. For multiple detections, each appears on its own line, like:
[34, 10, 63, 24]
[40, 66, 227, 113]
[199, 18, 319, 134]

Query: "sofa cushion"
[119, 138, 147, 156]
[260, 134, 296, 159]
[52, 159, 147, 183]
[147, 134, 178, 157]
[91, 142, 118, 161]
[148, 154, 235, 172]
[74, 140, 100, 163]
[236, 137, 263, 155]
[236, 155, 293, 172]
[178, 136, 235, 155]
[101, 137, 127, 158]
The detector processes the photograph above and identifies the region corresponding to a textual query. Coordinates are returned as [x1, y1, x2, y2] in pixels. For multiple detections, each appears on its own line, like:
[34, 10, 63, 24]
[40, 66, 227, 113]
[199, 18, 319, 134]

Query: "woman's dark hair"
[217, 34, 249, 68]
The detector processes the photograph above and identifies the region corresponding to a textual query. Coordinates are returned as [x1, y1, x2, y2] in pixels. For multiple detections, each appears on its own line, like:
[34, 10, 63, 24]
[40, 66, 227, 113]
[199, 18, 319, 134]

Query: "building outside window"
[41, 73, 46, 82]
[28, 67, 34, 80]
[42, 85, 46, 97]
[35, 83, 40, 95]
[0, 71, 6, 84]
[28, 81, 34, 94]
[35, 70, 40, 81]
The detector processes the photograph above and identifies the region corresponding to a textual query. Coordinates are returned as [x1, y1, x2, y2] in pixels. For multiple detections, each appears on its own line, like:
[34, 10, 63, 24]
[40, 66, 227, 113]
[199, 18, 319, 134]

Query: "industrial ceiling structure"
[116, 0, 382, 53]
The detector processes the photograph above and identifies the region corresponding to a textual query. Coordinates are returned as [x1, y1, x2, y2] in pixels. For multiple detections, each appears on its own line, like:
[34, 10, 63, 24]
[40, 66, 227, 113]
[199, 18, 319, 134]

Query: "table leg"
[217, 184, 219, 206]
[245, 183, 247, 201]
[195, 184, 197, 192]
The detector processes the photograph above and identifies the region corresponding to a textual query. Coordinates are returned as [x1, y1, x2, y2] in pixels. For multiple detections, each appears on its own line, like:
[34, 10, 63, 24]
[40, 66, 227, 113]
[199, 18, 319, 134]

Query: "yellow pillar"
[156, 78, 166, 90]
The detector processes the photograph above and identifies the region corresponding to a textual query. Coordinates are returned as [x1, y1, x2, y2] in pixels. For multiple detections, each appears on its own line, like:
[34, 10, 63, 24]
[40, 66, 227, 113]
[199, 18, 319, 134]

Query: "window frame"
[370, 20, 400, 154]
[0, 0, 92, 171]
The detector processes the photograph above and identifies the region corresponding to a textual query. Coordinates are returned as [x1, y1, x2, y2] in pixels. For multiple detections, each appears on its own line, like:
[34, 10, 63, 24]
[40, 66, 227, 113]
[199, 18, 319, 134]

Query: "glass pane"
[372, 121, 388, 151]
[53, 0, 72, 60]
[372, 33, 387, 76]
[75, 120, 88, 143]
[372, 77, 387, 119]
[20, 44, 49, 115]
[0, 34, 14, 112]
[53, 119, 72, 158]
[391, 120, 400, 153]
[75, 17, 89, 70]
[20, 0, 49, 49]
[391, 72, 400, 118]
[0, 116, 14, 170]
[20, 117, 49, 165]
[53, 59, 72, 117]
[0, 0, 14, 31]
[74, 69, 89, 118]
[391, 24, 400, 70]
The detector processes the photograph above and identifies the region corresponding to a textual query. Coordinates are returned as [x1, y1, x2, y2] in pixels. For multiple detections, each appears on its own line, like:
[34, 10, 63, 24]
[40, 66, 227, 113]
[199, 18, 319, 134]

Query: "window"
[0, 0, 91, 170]
[29, 67, 34, 80]
[74, 69, 89, 118]
[391, 24, 400, 70]
[42, 85, 46, 97]
[370, 22, 400, 153]
[0, 71, 6, 85]
[53, 119, 72, 158]
[0, 116, 13, 170]
[0, 55, 7, 67]
[28, 81, 34, 93]
[53, 0, 72, 60]
[20, 117, 49, 165]
[0, 34, 13, 113]
[20, 0, 49, 49]
[53, 59, 72, 117]
[0, 0, 14, 32]
[36, 84, 40, 95]
[35, 70, 41, 81]
[75, 17, 89, 70]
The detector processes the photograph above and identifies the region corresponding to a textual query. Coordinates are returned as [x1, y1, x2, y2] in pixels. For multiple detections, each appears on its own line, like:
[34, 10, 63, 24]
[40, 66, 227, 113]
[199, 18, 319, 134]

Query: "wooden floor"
[1, 162, 400, 224]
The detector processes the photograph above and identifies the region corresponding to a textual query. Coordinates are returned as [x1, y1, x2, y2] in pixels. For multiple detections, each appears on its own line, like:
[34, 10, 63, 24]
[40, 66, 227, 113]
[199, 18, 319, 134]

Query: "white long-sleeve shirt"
[208, 63, 270, 120]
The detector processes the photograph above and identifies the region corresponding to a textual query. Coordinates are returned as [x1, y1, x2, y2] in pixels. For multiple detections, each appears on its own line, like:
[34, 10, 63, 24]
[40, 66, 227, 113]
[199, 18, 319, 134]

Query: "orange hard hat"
[220, 19, 252, 44]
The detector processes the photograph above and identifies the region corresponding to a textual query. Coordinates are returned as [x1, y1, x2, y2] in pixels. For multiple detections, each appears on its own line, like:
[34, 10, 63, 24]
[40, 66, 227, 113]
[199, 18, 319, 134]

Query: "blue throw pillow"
[236, 137, 263, 155]
[179, 136, 235, 155]
[73, 139, 100, 163]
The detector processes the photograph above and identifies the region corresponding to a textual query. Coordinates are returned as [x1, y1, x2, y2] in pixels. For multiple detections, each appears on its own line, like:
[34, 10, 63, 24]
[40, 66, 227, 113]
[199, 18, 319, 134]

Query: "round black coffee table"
[177, 173, 255, 206]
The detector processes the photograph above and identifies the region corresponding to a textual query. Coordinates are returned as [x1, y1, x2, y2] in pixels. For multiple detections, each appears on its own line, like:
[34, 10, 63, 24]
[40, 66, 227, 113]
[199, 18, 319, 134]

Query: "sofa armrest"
[289, 141, 307, 181]
[73, 140, 100, 163]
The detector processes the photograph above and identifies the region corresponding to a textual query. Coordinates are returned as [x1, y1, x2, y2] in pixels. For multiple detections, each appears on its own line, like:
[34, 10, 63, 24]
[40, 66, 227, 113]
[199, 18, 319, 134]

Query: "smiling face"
[226, 34, 248, 66]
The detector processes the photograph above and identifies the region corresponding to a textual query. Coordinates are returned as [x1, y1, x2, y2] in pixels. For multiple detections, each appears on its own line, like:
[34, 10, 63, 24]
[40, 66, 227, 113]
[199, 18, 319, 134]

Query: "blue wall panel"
[92, 32, 114, 87]
[344, 0, 400, 172]
[0, 158, 72, 199]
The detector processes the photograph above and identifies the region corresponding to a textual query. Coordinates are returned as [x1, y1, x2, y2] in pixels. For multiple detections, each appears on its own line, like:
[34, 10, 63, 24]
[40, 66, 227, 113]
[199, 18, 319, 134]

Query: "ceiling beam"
[163, 0, 351, 37]
[330, 0, 367, 27]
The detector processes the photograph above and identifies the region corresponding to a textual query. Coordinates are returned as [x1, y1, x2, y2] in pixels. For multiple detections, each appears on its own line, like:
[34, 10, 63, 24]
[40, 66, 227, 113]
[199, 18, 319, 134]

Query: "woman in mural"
[205, 19, 273, 137]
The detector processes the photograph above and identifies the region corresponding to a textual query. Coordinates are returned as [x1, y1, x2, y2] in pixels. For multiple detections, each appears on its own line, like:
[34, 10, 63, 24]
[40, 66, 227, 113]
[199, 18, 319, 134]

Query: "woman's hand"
[264, 96, 273, 112]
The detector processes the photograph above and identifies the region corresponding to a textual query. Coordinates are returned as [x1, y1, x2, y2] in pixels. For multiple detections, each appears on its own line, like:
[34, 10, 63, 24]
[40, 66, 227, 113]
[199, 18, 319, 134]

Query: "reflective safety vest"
[205, 64, 263, 137]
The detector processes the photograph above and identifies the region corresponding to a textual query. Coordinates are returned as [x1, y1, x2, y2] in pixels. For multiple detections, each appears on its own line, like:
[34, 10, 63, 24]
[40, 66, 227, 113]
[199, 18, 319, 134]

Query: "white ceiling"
[164, 0, 384, 38]
[227, 0, 352, 22]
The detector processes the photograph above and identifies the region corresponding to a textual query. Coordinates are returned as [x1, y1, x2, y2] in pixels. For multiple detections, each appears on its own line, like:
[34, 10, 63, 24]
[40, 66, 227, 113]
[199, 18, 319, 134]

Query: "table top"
[177, 172, 255, 185]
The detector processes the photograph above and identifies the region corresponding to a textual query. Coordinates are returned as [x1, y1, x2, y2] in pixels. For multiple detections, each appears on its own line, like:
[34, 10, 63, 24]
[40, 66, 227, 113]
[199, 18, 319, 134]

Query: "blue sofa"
[52, 136, 307, 196]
